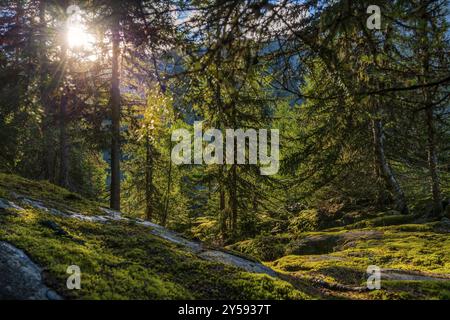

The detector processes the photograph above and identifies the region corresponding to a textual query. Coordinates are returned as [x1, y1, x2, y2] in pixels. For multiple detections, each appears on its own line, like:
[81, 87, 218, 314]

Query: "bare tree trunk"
[161, 138, 172, 226]
[58, 30, 69, 188]
[110, 11, 121, 211]
[252, 192, 258, 212]
[230, 164, 238, 231]
[426, 106, 443, 216]
[59, 87, 69, 188]
[145, 133, 153, 221]
[154, 66, 171, 226]
[39, 0, 54, 182]
[419, 3, 443, 217]
[219, 166, 227, 242]
[14, 0, 23, 63]
[372, 119, 409, 215]
[372, 134, 388, 208]
[229, 104, 238, 233]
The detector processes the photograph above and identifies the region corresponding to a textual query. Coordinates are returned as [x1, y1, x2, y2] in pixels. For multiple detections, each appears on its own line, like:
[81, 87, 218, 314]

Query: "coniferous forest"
[0, 0, 450, 303]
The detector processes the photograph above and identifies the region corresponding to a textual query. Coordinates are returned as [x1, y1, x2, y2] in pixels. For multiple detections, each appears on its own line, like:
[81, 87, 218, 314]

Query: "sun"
[65, 6, 97, 61]
[67, 23, 95, 50]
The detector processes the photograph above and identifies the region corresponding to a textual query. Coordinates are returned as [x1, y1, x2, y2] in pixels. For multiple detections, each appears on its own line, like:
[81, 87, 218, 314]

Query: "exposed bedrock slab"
[0, 242, 62, 300]
[287, 230, 383, 255]
[2, 196, 278, 278]
[199, 250, 277, 277]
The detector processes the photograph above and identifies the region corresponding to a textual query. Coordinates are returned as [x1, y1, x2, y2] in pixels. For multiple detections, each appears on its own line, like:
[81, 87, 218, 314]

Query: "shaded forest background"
[1, 0, 449, 246]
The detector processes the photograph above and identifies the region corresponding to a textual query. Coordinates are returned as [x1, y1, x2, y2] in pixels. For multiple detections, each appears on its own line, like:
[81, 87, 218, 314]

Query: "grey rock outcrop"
[0, 242, 62, 300]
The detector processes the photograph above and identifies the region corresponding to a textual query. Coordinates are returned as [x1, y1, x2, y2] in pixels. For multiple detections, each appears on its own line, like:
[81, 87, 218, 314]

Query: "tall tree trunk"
[145, 132, 153, 221]
[252, 192, 258, 212]
[372, 133, 388, 208]
[110, 11, 121, 211]
[219, 166, 227, 242]
[426, 106, 443, 216]
[39, 0, 54, 182]
[154, 64, 171, 226]
[372, 119, 409, 215]
[229, 164, 238, 232]
[229, 103, 238, 233]
[59, 87, 69, 188]
[161, 138, 172, 226]
[14, 0, 23, 63]
[58, 31, 69, 188]
[419, 4, 443, 216]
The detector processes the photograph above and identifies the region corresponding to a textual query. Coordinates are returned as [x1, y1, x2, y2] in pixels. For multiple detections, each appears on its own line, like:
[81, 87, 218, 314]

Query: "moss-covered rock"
[444, 205, 450, 219]
[226, 234, 289, 262]
[286, 230, 383, 256]
[269, 221, 450, 300]
[0, 173, 310, 300]
[288, 210, 321, 233]
[370, 281, 450, 300]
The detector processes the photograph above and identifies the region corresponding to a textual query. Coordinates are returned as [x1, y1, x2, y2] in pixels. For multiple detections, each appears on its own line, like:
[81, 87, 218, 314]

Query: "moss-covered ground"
[1, 173, 449, 300]
[0, 173, 309, 300]
[229, 215, 450, 299]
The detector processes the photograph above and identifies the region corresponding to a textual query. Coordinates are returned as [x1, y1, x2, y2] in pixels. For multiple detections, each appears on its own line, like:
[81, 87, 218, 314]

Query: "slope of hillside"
[227, 213, 450, 299]
[0, 173, 309, 300]
[1, 173, 449, 300]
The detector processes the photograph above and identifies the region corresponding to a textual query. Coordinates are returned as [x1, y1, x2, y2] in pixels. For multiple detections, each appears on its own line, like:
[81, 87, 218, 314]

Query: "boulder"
[287, 234, 340, 255]
[434, 217, 450, 233]
[198, 250, 277, 277]
[0, 199, 10, 210]
[444, 202, 450, 219]
[0, 198, 23, 210]
[39, 220, 69, 236]
[0, 242, 62, 300]
[287, 230, 383, 255]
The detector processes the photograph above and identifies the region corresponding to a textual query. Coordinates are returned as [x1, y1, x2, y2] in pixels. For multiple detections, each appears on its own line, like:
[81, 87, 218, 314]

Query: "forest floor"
[0, 173, 306, 300]
[0, 173, 449, 300]
[228, 212, 450, 299]
[266, 222, 450, 299]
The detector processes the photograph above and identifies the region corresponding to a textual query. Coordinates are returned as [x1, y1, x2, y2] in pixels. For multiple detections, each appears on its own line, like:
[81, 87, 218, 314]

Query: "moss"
[270, 254, 366, 286]
[230, 273, 311, 300]
[288, 209, 320, 233]
[2, 173, 448, 300]
[370, 281, 450, 300]
[0, 173, 104, 216]
[391, 224, 434, 232]
[189, 216, 218, 243]
[0, 211, 308, 300]
[226, 234, 291, 261]
[347, 214, 419, 229]
[0, 173, 309, 300]
[226, 234, 290, 262]
[267, 222, 450, 299]
[286, 234, 340, 256]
